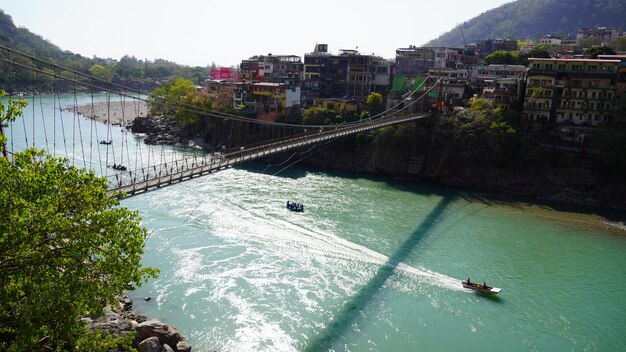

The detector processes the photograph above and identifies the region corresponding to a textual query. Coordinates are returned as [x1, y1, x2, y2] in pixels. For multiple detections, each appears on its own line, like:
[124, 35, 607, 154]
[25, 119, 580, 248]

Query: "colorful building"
[234, 82, 301, 121]
[210, 67, 235, 81]
[312, 98, 359, 114]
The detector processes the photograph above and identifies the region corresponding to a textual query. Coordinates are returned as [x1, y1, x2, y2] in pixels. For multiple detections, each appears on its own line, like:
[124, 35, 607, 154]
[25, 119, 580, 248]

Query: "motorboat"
[462, 279, 502, 294]
[286, 201, 304, 212]
[109, 164, 127, 171]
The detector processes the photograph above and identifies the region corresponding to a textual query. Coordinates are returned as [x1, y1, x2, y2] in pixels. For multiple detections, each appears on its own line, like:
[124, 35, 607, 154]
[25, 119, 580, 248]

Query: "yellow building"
[524, 58, 619, 126]
[312, 98, 359, 114]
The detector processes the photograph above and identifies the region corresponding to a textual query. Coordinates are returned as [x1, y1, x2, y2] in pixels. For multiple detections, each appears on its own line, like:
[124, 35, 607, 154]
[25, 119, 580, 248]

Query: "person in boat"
[287, 201, 290, 207]
[467, 278, 471, 285]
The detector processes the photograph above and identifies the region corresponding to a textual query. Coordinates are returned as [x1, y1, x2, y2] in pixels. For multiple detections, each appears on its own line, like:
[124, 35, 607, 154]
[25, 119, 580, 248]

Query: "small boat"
[462, 279, 502, 294]
[286, 201, 304, 212]
[109, 164, 127, 171]
[99, 140, 112, 145]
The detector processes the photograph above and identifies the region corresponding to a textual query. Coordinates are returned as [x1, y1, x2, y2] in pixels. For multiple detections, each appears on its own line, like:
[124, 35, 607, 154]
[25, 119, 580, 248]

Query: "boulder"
[138, 336, 162, 352]
[135, 320, 190, 352]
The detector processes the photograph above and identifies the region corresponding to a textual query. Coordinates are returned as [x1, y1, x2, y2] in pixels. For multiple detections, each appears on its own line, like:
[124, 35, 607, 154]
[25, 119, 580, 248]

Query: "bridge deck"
[107, 113, 432, 197]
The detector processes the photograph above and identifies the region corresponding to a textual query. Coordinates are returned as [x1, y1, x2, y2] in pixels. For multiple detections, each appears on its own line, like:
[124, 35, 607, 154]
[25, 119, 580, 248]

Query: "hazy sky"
[2, 0, 514, 67]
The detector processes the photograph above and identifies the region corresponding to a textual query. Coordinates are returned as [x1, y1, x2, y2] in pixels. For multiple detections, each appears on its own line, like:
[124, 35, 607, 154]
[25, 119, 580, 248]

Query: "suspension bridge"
[0, 44, 439, 198]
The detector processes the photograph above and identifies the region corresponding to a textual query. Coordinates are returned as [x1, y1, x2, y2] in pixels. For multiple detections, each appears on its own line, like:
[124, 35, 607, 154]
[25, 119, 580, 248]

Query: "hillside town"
[199, 26, 625, 146]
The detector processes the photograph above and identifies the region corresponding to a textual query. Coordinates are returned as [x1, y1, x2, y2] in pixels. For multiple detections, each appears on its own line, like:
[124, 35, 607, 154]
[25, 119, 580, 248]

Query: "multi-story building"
[598, 55, 626, 110]
[395, 46, 435, 76]
[577, 27, 622, 45]
[523, 58, 619, 128]
[473, 39, 518, 57]
[240, 54, 303, 84]
[482, 81, 520, 110]
[302, 44, 374, 105]
[538, 35, 562, 45]
[240, 58, 265, 82]
[210, 67, 235, 81]
[370, 56, 392, 94]
[472, 64, 527, 88]
[263, 54, 303, 84]
[234, 82, 301, 121]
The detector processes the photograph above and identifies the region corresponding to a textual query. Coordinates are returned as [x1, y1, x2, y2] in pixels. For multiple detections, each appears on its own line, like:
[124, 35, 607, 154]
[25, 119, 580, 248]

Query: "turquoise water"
[123, 166, 626, 352]
[6, 94, 626, 351]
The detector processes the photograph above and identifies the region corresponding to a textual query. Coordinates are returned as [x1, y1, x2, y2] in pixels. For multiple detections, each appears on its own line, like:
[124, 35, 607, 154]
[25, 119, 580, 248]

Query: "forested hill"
[0, 9, 211, 90]
[424, 0, 626, 47]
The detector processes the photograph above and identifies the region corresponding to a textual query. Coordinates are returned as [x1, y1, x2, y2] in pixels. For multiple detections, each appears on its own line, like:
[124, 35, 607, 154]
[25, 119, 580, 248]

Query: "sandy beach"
[70, 100, 149, 126]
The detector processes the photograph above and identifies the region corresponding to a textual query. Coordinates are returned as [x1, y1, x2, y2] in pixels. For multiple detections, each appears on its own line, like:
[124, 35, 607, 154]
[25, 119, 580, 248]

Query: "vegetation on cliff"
[0, 93, 158, 351]
[424, 0, 626, 47]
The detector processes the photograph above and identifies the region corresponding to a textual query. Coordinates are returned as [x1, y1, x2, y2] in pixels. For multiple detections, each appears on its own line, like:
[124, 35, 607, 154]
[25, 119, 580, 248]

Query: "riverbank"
[69, 100, 148, 126]
[86, 295, 192, 351]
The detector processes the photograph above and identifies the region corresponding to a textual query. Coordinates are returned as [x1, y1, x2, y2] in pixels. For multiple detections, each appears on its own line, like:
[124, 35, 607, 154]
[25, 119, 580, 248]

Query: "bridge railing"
[106, 112, 432, 195]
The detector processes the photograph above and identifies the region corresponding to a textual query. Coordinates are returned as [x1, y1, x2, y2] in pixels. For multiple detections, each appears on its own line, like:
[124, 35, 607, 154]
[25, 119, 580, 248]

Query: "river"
[6, 94, 626, 351]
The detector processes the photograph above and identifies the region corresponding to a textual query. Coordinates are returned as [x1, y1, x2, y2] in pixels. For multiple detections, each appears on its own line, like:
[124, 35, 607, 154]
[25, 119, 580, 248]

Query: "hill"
[424, 0, 626, 47]
[0, 9, 210, 91]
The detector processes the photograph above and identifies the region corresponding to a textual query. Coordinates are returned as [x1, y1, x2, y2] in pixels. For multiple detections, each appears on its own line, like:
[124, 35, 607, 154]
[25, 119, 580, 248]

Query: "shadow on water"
[473, 292, 504, 303]
[304, 195, 455, 352]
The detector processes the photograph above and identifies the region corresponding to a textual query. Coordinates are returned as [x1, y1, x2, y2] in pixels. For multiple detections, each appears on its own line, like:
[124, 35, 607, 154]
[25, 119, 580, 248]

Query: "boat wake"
[224, 199, 465, 293]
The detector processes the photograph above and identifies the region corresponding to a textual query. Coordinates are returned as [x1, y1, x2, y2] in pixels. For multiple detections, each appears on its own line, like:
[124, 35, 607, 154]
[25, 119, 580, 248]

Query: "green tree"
[0, 96, 158, 350]
[484, 50, 514, 65]
[148, 78, 196, 116]
[0, 90, 27, 157]
[88, 64, 115, 81]
[585, 46, 617, 59]
[608, 36, 626, 52]
[302, 107, 338, 125]
[365, 92, 383, 115]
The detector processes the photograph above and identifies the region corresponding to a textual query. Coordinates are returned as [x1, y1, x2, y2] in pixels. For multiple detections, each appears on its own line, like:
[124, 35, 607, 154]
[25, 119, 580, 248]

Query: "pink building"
[210, 67, 234, 80]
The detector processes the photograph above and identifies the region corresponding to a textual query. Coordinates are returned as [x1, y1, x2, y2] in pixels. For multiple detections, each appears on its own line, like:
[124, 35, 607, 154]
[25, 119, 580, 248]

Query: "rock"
[176, 340, 193, 352]
[135, 320, 189, 352]
[138, 336, 162, 352]
[162, 343, 176, 352]
[86, 305, 132, 335]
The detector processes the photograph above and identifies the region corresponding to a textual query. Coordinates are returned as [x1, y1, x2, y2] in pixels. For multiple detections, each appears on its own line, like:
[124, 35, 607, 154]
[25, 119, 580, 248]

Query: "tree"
[0, 95, 158, 350]
[608, 37, 626, 52]
[365, 92, 383, 115]
[148, 78, 196, 116]
[0, 90, 27, 157]
[302, 107, 338, 125]
[484, 50, 515, 65]
[585, 46, 617, 59]
[88, 64, 115, 81]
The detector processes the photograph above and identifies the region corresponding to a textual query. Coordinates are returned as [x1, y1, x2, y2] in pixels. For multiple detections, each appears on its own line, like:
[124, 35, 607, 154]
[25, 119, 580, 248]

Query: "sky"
[2, 0, 514, 68]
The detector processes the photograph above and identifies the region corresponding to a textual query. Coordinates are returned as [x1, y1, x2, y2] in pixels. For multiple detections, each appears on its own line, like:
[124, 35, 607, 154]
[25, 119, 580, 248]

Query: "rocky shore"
[86, 296, 192, 352]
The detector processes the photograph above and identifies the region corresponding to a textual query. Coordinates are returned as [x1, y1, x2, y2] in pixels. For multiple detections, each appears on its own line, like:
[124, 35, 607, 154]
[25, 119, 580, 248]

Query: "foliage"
[302, 107, 340, 125]
[585, 46, 617, 59]
[445, 98, 520, 166]
[365, 92, 383, 115]
[0, 90, 27, 156]
[0, 99, 157, 350]
[0, 149, 158, 351]
[88, 64, 115, 81]
[177, 90, 215, 126]
[148, 78, 196, 116]
[75, 329, 137, 352]
[425, 0, 626, 48]
[608, 36, 626, 52]
[483, 48, 550, 67]
[484, 51, 515, 65]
